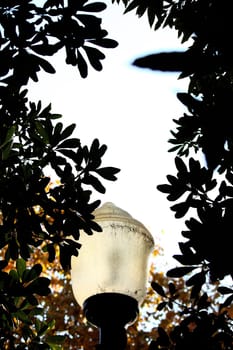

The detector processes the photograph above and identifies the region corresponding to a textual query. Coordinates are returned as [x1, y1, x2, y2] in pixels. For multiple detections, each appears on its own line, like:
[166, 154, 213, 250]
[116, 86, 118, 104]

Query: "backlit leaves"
[0, 86, 120, 307]
[127, 0, 233, 349]
[0, 86, 120, 345]
[0, 257, 53, 346]
[0, 1, 117, 348]
[151, 281, 166, 297]
[0, 0, 118, 84]
[121, 0, 167, 29]
[157, 156, 216, 219]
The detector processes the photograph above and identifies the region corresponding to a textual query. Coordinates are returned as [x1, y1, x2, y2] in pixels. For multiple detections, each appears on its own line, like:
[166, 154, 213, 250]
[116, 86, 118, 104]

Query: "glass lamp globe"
[70, 202, 155, 349]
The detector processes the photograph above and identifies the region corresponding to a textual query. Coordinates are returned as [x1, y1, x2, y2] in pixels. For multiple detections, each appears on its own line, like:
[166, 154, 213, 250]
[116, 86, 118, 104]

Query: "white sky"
[28, 2, 190, 266]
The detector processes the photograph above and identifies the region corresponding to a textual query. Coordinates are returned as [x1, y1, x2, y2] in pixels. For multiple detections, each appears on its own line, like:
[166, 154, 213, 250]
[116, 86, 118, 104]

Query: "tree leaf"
[170, 202, 189, 218]
[60, 124, 76, 141]
[77, 50, 88, 78]
[186, 271, 205, 287]
[22, 264, 42, 283]
[26, 277, 51, 296]
[157, 327, 170, 346]
[95, 167, 120, 181]
[84, 46, 105, 71]
[167, 266, 196, 277]
[90, 38, 118, 48]
[218, 286, 233, 295]
[36, 55, 56, 74]
[157, 301, 167, 311]
[83, 174, 106, 193]
[168, 283, 176, 296]
[151, 281, 166, 297]
[16, 258, 26, 280]
[35, 121, 49, 144]
[157, 184, 171, 194]
[83, 2, 107, 12]
[57, 138, 80, 149]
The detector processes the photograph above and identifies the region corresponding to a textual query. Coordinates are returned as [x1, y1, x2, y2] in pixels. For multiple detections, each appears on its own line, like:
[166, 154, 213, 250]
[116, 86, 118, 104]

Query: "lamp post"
[71, 202, 155, 349]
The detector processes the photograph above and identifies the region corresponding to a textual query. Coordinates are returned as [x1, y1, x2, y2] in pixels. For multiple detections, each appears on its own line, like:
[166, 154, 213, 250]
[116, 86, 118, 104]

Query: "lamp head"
[71, 202, 155, 308]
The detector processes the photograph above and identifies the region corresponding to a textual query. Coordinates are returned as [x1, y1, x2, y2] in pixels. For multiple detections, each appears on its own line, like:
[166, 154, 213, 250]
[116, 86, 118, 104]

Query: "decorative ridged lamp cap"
[93, 202, 154, 246]
[94, 202, 131, 220]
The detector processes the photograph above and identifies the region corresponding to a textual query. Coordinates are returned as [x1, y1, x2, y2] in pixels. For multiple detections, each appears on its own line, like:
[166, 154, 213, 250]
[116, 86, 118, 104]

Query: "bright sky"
[28, 2, 190, 266]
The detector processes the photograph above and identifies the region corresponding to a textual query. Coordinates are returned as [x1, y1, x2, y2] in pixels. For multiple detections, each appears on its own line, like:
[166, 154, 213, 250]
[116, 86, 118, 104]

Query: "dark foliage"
[0, 1, 120, 347]
[113, 0, 233, 349]
[1, 0, 233, 348]
[0, 0, 118, 85]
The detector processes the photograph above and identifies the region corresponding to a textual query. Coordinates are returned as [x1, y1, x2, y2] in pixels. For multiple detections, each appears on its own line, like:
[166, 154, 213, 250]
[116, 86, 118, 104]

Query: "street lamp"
[71, 202, 155, 349]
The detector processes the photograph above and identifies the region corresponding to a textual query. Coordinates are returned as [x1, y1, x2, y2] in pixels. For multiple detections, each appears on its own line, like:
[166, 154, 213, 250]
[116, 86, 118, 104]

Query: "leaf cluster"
[112, 0, 170, 29]
[123, 0, 233, 349]
[157, 155, 233, 282]
[0, 1, 121, 347]
[149, 309, 233, 350]
[0, 88, 120, 271]
[150, 278, 233, 350]
[0, 0, 118, 84]
[0, 258, 61, 349]
[118, 0, 233, 52]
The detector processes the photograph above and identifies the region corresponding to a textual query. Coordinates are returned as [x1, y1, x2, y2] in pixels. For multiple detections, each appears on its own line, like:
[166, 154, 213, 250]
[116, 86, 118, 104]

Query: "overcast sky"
[28, 1, 190, 265]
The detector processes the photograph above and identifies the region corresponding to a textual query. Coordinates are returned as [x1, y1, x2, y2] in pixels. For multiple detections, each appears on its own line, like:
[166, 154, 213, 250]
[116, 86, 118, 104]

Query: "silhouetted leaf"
[167, 266, 196, 277]
[157, 327, 170, 346]
[197, 292, 210, 310]
[124, 0, 140, 14]
[218, 286, 233, 295]
[60, 124, 76, 140]
[36, 55, 56, 74]
[84, 46, 105, 71]
[46, 244, 56, 263]
[221, 294, 233, 308]
[35, 121, 49, 144]
[173, 253, 201, 265]
[157, 184, 171, 193]
[90, 220, 102, 232]
[151, 281, 166, 297]
[83, 2, 107, 12]
[22, 264, 42, 283]
[26, 277, 50, 296]
[31, 42, 63, 56]
[171, 202, 189, 218]
[90, 36, 118, 48]
[157, 301, 167, 311]
[175, 156, 187, 175]
[83, 174, 106, 193]
[77, 50, 88, 78]
[57, 149, 77, 161]
[167, 188, 187, 201]
[95, 167, 120, 180]
[57, 138, 80, 149]
[168, 283, 177, 296]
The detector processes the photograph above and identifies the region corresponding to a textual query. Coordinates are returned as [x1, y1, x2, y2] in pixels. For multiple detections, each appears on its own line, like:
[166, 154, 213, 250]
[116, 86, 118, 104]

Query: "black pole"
[97, 322, 127, 350]
[83, 293, 139, 350]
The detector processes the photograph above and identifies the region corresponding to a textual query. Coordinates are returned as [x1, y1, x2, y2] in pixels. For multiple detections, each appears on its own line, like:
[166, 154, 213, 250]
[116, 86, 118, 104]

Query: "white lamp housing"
[71, 202, 155, 307]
